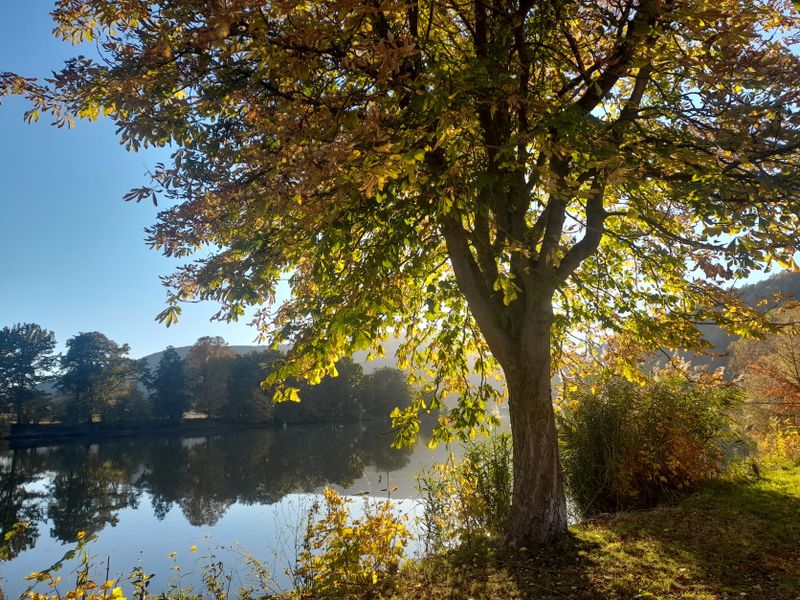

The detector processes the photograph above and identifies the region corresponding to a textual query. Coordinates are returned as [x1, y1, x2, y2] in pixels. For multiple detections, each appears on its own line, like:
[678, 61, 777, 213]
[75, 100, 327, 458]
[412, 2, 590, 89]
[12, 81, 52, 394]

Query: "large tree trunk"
[441, 213, 568, 546]
[503, 305, 568, 547]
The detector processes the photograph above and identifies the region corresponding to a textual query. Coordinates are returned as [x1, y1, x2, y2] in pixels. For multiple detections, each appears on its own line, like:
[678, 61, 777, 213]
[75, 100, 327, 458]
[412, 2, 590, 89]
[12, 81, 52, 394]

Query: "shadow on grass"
[399, 472, 800, 599]
[584, 474, 800, 598]
[400, 534, 602, 600]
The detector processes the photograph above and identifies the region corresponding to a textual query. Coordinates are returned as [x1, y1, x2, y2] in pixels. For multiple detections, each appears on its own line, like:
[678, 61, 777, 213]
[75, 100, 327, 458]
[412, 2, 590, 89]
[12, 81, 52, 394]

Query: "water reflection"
[0, 423, 419, 558]
[0, 450, 46, 559]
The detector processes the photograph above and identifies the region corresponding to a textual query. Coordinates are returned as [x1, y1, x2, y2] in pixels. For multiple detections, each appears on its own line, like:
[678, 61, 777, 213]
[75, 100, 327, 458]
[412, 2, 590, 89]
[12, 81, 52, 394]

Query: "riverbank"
[335, 466, 800, 599]
[2, 419, 275, 446]
[6, 466, 799, 599]
[1, 417, 397, 448]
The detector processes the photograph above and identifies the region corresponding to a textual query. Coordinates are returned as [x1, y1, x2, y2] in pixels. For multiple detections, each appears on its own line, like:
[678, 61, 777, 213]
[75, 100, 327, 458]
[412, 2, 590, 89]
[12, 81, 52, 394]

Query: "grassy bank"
[356, 467, 800, 600]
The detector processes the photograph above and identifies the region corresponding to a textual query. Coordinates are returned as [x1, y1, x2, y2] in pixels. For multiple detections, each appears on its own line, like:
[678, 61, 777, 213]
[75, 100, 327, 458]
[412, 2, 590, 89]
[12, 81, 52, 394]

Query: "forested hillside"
[687, 271, 800, 373]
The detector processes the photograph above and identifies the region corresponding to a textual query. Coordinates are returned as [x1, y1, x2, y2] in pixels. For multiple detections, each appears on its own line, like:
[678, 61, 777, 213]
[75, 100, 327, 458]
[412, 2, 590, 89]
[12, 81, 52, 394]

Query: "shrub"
[463, 433, 513, 535]
[294, 488, 411, 595]
[416, 454, 486, 552]
[757, 417, 800, 468]
[416, 433, 512, 551]
[558, 370, 741, 516]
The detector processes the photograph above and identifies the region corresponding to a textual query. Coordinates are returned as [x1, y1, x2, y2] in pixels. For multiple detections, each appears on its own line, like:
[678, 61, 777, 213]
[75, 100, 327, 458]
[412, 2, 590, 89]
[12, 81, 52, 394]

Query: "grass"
[354, 466, 800, 600]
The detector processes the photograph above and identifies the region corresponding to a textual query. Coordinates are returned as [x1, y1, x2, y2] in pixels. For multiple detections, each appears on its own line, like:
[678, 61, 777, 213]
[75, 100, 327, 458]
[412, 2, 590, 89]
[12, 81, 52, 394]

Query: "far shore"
[1, 417, 379, 448]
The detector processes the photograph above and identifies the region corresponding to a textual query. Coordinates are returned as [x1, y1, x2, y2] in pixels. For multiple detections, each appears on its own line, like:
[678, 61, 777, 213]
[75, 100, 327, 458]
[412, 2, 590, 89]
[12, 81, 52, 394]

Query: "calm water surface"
[0, 424, 452, 597]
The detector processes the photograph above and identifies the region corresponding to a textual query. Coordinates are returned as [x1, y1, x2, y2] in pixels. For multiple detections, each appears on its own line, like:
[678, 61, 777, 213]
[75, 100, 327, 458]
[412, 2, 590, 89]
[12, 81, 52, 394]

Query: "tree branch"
[442, 213, 511, 363]
[556, 177, 607, 279]
[574, 0, 662, 114]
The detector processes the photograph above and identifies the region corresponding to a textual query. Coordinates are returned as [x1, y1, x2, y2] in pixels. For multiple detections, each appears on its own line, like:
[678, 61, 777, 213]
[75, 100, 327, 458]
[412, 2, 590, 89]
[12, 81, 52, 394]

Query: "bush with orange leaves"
[729, 306, 800, 467]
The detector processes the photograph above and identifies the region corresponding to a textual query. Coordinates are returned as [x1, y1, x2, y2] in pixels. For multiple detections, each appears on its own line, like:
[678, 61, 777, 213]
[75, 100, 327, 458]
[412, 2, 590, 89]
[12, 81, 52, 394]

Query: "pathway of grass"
[377, 467, 800, 599]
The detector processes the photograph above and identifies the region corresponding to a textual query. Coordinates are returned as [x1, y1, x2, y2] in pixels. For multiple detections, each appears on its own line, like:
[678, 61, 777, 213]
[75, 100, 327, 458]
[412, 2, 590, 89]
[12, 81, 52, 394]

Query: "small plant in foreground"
[20, 531, 132, 600]
[14, 531, 275, 600]
[294, 488, 411, 596]
[416, 433, 512, 552]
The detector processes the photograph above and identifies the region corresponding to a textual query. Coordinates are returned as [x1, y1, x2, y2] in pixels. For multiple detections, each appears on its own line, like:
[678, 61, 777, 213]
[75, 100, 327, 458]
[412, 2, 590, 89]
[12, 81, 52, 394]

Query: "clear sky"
[0, 2, 269, 358]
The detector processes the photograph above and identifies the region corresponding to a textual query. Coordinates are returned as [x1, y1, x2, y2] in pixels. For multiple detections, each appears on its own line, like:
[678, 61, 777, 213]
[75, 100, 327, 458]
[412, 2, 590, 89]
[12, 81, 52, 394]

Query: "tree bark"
[442, 213, 568, 546]
[503, 303, 568, 547]
[13, 390, 25, 424]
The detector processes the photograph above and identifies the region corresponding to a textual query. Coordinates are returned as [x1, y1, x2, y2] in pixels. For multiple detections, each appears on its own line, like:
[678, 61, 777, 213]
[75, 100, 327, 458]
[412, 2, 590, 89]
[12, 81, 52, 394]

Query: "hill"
[688, 271, 800, 373]
[139, 339, 405, 374]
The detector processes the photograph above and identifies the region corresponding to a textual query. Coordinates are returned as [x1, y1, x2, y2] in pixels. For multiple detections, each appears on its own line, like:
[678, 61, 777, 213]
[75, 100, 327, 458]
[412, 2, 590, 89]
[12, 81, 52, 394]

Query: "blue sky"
[0, 2, 266, 357]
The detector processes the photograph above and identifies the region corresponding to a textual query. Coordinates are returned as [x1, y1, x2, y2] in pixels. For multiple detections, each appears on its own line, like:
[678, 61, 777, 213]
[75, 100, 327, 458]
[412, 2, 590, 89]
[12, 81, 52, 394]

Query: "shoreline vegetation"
[7, 466, 800, 600]
[1, 330, 426, 446]
[378, 466, 800, 600]
[1, 416, 391, 446]
[3, 361, 800, 598]
[4, 277, 800, 598]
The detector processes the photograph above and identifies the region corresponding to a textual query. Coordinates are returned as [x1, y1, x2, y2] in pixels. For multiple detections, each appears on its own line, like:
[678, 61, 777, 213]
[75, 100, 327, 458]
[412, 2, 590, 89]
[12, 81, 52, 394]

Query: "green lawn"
[373, 467, 800, 600]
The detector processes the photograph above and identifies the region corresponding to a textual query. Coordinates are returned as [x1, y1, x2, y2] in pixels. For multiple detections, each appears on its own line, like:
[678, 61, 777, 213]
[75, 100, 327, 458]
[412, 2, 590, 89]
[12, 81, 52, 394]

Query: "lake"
[0, 423, 453, 597]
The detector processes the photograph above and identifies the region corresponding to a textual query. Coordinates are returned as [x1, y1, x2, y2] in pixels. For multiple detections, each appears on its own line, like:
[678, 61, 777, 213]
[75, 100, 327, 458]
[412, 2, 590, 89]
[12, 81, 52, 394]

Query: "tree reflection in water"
[0, 423, 415, 556]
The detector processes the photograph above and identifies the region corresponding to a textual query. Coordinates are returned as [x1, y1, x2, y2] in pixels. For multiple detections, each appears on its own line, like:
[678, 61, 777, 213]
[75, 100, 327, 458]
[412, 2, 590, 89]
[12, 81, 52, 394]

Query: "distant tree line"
[0, 324, 413, 427]
[1, 423, 417, 559]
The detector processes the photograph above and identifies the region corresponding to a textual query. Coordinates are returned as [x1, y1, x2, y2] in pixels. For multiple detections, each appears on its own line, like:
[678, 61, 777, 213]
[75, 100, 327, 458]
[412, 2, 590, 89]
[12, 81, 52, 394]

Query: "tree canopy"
[184, 335, 237, 418]
[0, 323, 58, 424]
[58, 331, 135, 424]
[146, 345, 190, 421]
[5, 0, 800, 545]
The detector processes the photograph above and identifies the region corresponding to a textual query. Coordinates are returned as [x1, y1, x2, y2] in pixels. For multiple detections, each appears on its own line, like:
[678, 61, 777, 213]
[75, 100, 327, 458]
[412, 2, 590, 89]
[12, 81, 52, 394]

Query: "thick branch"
[574, 0, 662, 114]
[536, 157, 571, 271]
[556, 178, 607, 279]
[616, 64, 653, 128]
[471, 194, 501, 286]
[442, 214, 511, 363]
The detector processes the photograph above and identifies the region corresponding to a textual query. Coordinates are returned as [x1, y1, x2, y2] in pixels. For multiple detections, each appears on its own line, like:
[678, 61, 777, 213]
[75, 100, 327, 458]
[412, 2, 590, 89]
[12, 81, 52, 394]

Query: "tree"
[184, 336, 236, 418]
[0, 323, 58, 424]
[360, 368, 412, 422]
[58, 332, 133, 424]
[5, 0, 800, 546]
[731, 305, 800, 424]
[95, 356, 146, 422]
[303, 357, 365, 422]
[275, 357, 366, 424]
[147, 346, 190, 421]
[225, 350, 278, 422]
[101, 384, 150, 423]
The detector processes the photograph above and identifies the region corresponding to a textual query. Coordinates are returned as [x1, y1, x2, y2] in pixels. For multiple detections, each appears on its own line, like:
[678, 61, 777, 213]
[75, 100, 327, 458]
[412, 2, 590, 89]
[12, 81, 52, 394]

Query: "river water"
[0, 423, 454, 597]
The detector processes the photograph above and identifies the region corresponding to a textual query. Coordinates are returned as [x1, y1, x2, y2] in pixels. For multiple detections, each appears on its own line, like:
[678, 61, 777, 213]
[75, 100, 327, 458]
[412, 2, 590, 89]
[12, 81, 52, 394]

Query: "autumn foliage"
[732, 306, 800, 422]
[5, 0, 800, 545]
[558, 369, 742, 515]
[295, 488, 411, 595]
